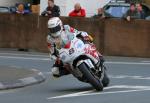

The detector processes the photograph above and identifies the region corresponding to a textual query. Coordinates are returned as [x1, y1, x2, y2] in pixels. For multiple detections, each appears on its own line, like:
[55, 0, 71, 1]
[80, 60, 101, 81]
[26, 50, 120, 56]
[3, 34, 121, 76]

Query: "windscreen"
[0, 7, 9, 13]
[105, 6, 129, 17]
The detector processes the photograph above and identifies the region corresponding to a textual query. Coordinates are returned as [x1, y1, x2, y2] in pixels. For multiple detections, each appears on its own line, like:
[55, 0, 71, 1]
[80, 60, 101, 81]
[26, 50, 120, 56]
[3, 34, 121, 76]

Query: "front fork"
[95, 56, 105, 80]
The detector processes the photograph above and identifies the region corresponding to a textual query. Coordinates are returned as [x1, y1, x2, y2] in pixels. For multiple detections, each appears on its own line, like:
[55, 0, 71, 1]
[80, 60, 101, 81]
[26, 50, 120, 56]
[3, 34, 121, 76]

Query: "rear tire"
[78, 63, 103, 91]
[102, 66, 110, 87]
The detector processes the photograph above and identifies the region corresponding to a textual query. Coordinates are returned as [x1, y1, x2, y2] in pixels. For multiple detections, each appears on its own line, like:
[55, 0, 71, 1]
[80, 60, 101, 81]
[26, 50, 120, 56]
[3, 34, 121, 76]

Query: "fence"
[0, 14, 150, 57]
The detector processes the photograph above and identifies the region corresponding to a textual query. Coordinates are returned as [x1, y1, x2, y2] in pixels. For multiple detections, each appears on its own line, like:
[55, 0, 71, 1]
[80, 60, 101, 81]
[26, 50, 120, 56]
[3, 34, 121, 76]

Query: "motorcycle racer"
[47, 17, 97, 77]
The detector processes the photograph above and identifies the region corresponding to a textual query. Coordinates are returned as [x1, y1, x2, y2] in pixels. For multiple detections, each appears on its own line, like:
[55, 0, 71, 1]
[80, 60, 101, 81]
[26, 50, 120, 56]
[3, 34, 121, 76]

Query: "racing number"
[69, 48, 74, 55]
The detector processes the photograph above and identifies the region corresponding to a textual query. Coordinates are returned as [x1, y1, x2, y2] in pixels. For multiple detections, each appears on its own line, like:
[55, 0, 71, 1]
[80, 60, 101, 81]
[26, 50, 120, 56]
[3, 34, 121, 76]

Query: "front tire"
[78, 63, 103, 91]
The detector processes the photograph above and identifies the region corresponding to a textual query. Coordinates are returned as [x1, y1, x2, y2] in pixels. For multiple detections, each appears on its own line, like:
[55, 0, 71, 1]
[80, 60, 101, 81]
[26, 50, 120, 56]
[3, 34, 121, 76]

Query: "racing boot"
[51, 66, 70, 78]
[51, 59, 70, 78]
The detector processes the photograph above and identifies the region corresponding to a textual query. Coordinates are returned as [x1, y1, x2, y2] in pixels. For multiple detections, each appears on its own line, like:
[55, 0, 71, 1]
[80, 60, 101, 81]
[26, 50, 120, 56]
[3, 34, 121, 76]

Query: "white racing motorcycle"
[54, 35, 109, 91]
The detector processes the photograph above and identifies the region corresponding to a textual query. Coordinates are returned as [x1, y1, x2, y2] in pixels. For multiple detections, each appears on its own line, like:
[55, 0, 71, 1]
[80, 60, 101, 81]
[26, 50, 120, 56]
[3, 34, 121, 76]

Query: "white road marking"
[0, 55, 150, 65]
[48, 89, 150, 100]
[0, 52, 48, 57]
[47, 85, 150, 100]
[0, 56, 50, 61]
[0, 91, 11, 95]
[105, 61, 150, 65]
[141, 61, 150, 63]
[109, 75, 150, 80]
[0, 89, 18, 95]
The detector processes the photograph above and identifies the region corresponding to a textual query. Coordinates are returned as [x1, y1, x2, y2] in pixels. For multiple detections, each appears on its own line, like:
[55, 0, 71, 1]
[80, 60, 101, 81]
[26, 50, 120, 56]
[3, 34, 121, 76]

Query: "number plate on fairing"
[59, 38, 85, 63]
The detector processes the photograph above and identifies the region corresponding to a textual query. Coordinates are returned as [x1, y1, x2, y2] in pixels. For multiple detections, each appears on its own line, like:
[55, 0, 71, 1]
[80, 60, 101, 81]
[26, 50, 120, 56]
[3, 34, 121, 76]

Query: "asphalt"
[0, 50, 150, 103]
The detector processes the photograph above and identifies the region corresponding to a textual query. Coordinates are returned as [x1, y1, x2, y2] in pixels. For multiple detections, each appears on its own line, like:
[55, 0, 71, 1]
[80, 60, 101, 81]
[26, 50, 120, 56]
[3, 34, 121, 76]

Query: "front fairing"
[59, 37, 85, 64]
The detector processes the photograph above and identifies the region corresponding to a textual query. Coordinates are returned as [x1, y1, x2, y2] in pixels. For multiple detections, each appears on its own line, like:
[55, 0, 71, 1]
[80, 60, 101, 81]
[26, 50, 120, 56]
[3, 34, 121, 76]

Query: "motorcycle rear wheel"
[102, 67, 110, 87]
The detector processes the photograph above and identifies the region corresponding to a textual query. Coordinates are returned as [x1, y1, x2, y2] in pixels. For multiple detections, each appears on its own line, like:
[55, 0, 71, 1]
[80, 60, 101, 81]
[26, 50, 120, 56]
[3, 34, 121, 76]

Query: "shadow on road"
[51, 86, 93, 93]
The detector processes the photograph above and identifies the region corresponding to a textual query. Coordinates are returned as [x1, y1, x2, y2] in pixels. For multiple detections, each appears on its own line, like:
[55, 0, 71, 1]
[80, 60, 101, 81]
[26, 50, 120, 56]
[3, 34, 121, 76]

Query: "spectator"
[124, 3, 139, 21]
[136, 3, 145, 19]
[24, 3, 31, 14]
[92, 8, 105, 18]
[41, 0, 60, 18]
[69, 3, 86, 17]
[16, 3, 25, 14]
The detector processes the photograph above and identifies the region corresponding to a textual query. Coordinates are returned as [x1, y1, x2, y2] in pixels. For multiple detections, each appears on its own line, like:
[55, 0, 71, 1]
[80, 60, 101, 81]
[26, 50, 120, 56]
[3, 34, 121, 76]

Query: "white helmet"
[48, 17, 63, 37]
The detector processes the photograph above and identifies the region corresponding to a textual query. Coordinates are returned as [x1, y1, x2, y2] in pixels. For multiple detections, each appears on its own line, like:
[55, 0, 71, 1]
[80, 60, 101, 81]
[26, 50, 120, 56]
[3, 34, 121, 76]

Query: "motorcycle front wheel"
[78, 62, 103, 91]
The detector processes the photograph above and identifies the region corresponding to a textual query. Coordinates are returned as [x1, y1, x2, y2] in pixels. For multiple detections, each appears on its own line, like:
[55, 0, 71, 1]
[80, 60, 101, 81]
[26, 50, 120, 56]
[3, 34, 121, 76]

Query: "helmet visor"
[49, 25, 61, 33]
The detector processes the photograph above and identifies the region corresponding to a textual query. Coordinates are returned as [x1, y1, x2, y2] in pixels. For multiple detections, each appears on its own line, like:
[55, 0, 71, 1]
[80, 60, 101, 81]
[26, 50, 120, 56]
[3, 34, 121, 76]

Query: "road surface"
[0, 50, 150, 103]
